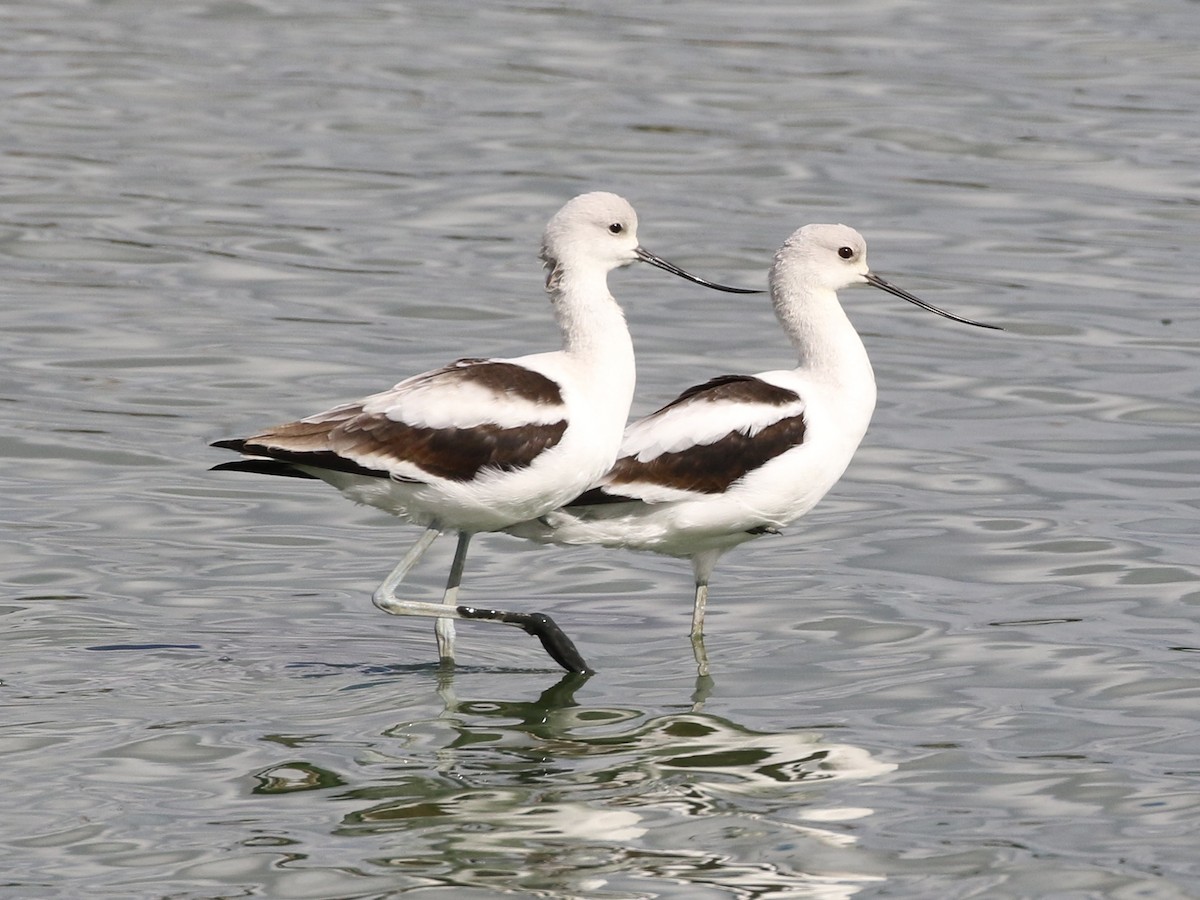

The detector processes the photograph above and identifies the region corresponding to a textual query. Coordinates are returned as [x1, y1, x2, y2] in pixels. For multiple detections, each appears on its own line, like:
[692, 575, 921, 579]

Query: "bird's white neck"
[773, 276, 877, 409]
[546, 263, 635, 368]
[545, 261, 637, 445]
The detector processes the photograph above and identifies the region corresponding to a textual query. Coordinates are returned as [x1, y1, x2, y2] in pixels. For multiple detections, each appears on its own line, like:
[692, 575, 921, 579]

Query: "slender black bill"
[636, 247, 764, 294]
[866, 273, 1002, 331]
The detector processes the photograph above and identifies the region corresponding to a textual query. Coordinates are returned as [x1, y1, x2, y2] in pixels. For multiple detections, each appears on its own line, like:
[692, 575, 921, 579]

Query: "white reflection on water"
[279, 673, 898, 897]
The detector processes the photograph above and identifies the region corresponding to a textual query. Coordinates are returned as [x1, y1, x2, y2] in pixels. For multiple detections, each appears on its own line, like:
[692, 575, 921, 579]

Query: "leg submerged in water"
[434, 531, 472, 662]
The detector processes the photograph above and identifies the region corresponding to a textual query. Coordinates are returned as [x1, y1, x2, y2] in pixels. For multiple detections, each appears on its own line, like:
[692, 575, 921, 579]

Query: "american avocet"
[508, 224, 1000, 672]
[211, 192, 760, 673]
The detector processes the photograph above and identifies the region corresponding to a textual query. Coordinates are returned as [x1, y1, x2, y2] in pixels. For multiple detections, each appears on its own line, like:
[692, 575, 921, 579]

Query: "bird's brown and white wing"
[215, 358, 569, 484]
[575, 374, 807, 506]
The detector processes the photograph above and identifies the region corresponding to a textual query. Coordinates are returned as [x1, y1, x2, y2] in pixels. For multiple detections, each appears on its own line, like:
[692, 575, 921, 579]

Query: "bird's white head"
[771, 224, 871, 295]
[540, 192, 641, 290]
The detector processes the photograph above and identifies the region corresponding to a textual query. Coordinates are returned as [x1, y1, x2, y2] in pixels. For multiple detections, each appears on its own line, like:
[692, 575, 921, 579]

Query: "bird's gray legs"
[689, 549, 722, 638]
[372, 524, 470, 663]
[434, 531, 472, 661]
[691, 577, 710, 638]
[371, 525, 591, 673]
[372, 524, 444, 609]
[689, 550, 722, 677]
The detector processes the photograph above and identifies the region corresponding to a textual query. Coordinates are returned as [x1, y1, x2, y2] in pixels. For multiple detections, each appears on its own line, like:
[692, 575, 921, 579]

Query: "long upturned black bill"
[636, 247, 764, 294]
[865, 273, 1002, 330]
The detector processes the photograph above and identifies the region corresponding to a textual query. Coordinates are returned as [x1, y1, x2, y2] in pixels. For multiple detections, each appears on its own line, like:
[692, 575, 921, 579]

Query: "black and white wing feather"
[214, 358, 569, 484]
[574, 374, 807, 506]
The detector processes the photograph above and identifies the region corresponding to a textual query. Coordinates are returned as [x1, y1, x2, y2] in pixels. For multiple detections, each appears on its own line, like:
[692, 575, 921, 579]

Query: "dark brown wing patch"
[425, 358, 565, 406]
[657, 374, 800, 414]
[607, 412, 807, 496]
[227, 409, 567, 483]
[330, 414, 568, 482]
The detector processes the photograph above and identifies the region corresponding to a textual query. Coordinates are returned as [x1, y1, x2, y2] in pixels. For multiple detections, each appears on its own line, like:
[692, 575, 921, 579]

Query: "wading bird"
[508, 224, 1000, 673]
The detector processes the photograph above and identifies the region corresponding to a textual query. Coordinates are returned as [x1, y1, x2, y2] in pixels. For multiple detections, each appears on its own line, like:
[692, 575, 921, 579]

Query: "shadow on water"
[253, 667, 895, 897]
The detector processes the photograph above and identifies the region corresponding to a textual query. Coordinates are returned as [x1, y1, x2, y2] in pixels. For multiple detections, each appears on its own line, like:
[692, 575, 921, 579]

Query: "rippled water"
[4, 0, 1199, 897]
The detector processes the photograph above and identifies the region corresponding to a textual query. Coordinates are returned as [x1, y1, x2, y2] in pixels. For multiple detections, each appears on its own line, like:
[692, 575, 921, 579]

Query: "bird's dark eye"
[838, 246, 854, 260]
[609, 223, 624, 234]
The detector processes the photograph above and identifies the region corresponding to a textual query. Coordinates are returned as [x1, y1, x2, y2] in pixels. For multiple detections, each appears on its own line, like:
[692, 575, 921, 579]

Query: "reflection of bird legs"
[372, 524, 592, 673]
[690, 668, 714, 710]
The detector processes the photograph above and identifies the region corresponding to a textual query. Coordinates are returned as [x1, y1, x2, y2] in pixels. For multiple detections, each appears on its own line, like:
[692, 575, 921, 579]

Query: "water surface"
[3, 0, 1199, 897]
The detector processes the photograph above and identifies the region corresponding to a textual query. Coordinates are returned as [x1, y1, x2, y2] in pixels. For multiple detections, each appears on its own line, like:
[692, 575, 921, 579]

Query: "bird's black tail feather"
[210, 458, 319, 480]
